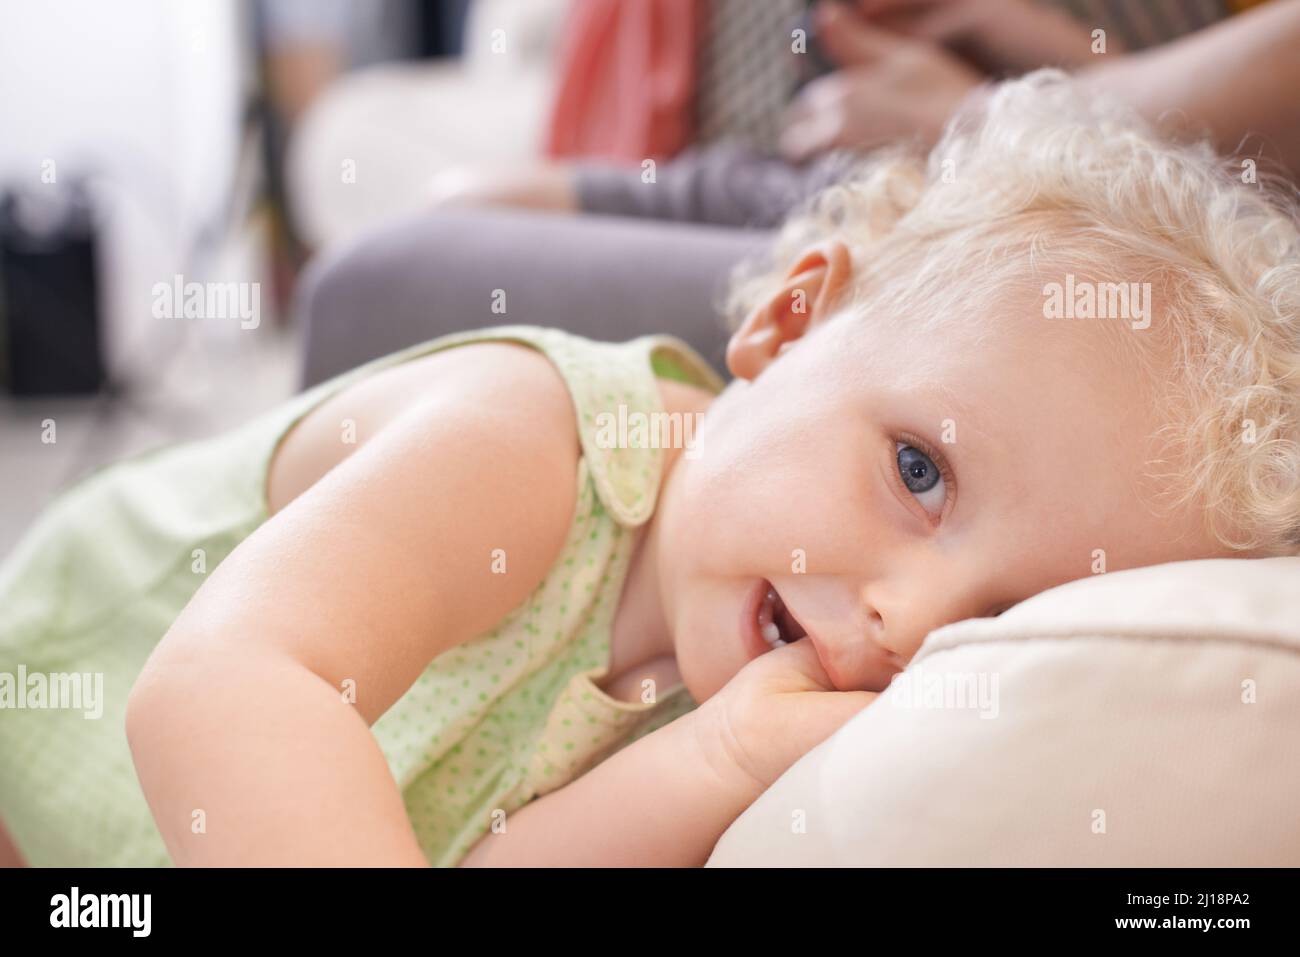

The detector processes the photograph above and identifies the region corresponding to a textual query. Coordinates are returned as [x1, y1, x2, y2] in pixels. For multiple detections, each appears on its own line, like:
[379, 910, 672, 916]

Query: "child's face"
[658, 251, 1233, 702]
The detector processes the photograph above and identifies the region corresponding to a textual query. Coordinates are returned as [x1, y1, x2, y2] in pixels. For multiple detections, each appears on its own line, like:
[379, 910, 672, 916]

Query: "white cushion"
[707, 558, 1300, 866]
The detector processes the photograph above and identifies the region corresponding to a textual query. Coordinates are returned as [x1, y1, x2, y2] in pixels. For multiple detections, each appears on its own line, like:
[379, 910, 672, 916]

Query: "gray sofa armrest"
[294, 208, 767, 387]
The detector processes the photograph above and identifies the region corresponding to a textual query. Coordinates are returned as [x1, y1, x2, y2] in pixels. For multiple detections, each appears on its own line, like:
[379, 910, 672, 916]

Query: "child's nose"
[864, 570, 1006, 665]
[860, 581, 959, 665]
[787, 580, 906, 691]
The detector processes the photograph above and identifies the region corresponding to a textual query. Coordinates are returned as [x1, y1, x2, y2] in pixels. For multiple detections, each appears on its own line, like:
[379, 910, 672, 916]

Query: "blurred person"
[430, 0, 1300, 226]
[255, 0, 470, 306]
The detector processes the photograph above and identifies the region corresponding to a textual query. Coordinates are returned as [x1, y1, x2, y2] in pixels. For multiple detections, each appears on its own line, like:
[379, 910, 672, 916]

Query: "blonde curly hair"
[728, 70, 1300, 555]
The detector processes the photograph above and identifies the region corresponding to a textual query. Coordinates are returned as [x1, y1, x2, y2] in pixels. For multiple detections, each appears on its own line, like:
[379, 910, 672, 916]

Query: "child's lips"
[741, 579, 775, 660]
[740, 578, 905, 692]
[741, 579, 809, 660]
[813, 636, 905, 693]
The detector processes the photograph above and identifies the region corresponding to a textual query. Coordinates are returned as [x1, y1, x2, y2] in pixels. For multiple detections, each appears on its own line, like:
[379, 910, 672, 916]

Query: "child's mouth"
[755, 580, 808, 650]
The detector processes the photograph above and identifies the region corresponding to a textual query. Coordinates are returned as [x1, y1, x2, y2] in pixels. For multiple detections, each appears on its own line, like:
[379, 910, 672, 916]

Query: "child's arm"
[126, 344, 582, 866]
[459, 640, 878, 867]
[457, 708, 765, 867]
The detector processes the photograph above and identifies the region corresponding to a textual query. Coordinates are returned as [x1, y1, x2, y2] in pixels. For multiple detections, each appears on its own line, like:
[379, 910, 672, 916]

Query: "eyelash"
[894, 430, 957, 523]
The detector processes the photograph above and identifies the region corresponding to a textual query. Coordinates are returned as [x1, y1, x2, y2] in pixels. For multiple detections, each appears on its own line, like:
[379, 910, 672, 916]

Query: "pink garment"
[545, 0, 700, 164]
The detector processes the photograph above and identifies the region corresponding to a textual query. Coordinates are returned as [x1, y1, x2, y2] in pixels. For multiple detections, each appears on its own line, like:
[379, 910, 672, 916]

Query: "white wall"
[0, 0, 244, 369]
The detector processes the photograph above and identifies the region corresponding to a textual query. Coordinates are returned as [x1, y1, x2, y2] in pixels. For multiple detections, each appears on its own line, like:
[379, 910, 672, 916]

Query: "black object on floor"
[0, 182, 105, 396]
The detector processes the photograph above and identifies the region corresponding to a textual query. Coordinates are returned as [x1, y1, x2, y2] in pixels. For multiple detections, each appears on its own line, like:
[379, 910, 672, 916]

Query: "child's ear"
[726, 239, 854, 380]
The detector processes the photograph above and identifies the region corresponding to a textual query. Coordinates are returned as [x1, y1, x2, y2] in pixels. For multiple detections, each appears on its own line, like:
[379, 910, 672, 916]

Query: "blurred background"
[0, 0, 551, 553]
[0, 0, 1275, 556]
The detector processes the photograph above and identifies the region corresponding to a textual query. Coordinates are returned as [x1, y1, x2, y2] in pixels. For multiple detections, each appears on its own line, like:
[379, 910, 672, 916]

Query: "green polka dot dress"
[0, 325, 724, 866]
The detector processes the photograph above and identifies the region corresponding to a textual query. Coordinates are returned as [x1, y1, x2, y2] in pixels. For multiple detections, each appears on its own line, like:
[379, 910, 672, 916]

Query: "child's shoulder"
[267, 338, 579, 515]
[267, 325, 720, 517]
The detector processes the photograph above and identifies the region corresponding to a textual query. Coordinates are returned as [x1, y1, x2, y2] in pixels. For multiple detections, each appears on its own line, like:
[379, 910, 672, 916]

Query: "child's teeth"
[761, 622, 786, 648]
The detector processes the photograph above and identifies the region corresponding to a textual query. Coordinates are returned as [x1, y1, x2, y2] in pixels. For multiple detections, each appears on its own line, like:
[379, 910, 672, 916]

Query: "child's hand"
[696, 639, 879, 796]
[459, 638, 879, 866]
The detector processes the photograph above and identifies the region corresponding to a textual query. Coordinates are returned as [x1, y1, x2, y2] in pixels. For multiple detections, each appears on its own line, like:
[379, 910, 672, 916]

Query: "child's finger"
[800, 687, 880, 717]
[751, 635, 838, 691]
[788, 688, 880, 741]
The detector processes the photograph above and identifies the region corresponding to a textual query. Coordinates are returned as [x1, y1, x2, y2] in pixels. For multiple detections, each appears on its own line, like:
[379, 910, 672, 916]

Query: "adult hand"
[780, 2, 983, 161]
[854, 0, 1113, 73]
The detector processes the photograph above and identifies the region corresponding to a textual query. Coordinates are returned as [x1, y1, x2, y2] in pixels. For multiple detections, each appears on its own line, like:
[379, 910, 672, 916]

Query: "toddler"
[1, 71, 1297, 866]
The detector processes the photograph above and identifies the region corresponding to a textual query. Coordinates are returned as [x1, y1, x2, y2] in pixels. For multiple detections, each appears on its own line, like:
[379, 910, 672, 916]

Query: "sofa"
[708, 557, 1300, 866]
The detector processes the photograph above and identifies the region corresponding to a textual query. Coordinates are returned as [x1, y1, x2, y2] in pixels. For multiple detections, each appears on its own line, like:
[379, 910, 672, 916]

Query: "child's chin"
[673, 648, 732, 704]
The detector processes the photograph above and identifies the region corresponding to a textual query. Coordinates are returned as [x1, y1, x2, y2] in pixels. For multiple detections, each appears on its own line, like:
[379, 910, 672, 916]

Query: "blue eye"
[896, 442, 947, 515]
[897, 445, 939, 493]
